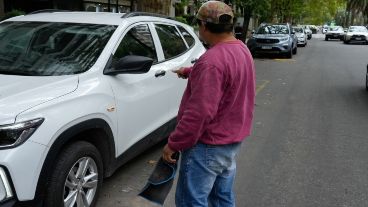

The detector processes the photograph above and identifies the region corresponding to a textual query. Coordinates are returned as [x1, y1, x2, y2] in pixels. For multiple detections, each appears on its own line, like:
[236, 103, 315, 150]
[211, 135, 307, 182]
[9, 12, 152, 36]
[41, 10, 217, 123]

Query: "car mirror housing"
[104, 55, 154, 75]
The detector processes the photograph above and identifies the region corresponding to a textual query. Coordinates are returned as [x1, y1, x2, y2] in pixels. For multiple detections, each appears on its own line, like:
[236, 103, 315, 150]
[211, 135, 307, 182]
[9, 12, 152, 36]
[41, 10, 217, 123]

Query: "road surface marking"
[256, 80, 270, 95]
[274, 59, 296, 62]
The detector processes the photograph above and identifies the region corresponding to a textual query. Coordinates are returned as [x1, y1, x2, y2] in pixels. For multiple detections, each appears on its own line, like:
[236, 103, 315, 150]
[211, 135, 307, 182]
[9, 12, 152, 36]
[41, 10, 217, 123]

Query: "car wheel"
[344, 40, 349, 44]
[45, 141, 103, 207]
[292, 45, 297, 54]
[286, 49, 292, 59]
[325, 37, 328, 41]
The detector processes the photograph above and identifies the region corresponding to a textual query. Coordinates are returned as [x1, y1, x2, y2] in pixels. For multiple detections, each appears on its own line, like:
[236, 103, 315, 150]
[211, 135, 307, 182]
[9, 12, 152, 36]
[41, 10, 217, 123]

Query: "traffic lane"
[239, 38, 368, 206]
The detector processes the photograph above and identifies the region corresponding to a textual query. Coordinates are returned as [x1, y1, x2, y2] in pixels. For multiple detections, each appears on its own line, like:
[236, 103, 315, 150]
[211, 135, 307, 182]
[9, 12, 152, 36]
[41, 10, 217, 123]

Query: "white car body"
[344, 26, 368, 44]
[293, 27, 307, 46]
[0, 11, 205, 206]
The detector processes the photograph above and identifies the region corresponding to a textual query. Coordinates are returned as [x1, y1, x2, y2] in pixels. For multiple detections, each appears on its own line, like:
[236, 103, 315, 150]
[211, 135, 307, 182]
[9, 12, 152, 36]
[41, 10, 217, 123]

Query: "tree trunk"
[242, 5, 252, 43]
[350, 10, 356, 26]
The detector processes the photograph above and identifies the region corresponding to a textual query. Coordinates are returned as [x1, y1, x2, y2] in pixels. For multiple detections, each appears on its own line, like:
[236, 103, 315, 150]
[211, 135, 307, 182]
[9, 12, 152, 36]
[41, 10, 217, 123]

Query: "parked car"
[322, 25, 328, 34]
[247, 23, 298, 58]
[344, 26, 368, 44]
[293, 26, 307, 47]
[0, 11, 205, 206]
[325, 26, 345, 41]
[306, 25, 318, 34]
[302, 25, 313, 39]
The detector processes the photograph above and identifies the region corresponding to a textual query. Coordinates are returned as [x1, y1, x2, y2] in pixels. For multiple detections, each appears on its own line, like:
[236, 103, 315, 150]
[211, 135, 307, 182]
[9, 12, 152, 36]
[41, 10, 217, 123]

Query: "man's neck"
[207, 33, 237, 47]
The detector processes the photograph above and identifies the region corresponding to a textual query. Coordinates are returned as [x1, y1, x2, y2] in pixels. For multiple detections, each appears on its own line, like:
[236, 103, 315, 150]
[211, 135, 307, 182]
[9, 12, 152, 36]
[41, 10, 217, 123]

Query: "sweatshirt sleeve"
[182, 67, 193, 78]
[168, 61, 225, 151]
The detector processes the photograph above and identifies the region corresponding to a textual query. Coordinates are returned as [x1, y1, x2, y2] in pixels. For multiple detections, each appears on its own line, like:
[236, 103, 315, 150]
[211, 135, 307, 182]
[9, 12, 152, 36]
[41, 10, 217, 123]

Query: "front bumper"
[297, 38, 306, 45]
[345, 35, 368, 42]
[0, 167, 14, 204]
[326, 34, 343, 39]
[0, 140, 48, 202]
[251, 42, 292, 54]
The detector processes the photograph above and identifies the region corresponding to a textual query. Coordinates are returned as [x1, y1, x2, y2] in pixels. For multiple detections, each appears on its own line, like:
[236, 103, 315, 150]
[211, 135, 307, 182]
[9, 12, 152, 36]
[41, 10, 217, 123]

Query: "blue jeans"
[175, 142, 242, 207]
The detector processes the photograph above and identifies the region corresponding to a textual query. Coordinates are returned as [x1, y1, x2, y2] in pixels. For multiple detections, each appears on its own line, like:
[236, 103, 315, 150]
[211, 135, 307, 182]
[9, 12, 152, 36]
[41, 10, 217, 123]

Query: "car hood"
[347, 32, 368, 36]
[0, 75, 78, 125]
[253, 34, 289, 39]
[296, 33, 305, 37]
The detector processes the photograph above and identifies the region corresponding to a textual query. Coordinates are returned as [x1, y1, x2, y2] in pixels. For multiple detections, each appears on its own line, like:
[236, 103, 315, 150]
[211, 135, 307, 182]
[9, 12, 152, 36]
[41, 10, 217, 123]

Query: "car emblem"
[266, 40, 270, 42]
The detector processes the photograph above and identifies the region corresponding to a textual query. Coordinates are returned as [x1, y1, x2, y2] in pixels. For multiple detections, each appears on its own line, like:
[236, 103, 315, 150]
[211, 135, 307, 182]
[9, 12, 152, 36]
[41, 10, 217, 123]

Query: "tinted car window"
[114, 24, 157, 63]
[293, 27, 304, 33]
[0, 21, 116, 76]
[257, 25, 289, 34]
[177, 25, 195, 48]
[155, 24, 187, 59]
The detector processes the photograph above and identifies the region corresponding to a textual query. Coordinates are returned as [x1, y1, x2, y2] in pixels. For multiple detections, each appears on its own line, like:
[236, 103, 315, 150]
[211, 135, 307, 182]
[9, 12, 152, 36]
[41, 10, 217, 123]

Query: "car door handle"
[191, 58, 198, 64]
[155, 70, 166, 78]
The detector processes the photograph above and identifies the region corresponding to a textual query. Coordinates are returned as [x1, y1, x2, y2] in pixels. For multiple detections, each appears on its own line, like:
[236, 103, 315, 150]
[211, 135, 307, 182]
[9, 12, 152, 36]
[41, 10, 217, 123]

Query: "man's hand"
[162, 144, 177, 164]
[172, 67, 188, 79]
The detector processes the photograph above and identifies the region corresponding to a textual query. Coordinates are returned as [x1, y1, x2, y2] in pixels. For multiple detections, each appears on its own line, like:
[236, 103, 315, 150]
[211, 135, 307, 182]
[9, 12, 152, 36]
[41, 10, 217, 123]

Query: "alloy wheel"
[63, 157, 99, 207]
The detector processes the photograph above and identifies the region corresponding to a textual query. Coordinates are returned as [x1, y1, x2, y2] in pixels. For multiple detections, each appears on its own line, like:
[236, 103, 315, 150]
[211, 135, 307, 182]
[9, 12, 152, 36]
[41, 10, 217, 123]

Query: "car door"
[105, 22, 173, 155]
[152, 22, 205, 117]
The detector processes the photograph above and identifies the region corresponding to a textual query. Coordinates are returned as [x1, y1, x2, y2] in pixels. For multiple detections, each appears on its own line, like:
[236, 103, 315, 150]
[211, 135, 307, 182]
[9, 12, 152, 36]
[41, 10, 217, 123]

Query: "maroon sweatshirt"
[168, 40, 255, 152]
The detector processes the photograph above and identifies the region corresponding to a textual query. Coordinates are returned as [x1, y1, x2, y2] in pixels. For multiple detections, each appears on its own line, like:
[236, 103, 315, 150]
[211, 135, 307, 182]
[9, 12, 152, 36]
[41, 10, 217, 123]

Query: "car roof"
[4, 11, 178, 26]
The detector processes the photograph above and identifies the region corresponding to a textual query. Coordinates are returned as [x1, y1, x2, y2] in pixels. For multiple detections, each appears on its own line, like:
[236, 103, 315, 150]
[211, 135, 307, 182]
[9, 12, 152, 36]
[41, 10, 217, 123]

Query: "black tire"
[325, 37, 328, 41]
[45, 141, 103, 207]
[344, 40, 349, 44]
[292, 45, 297, 55]
[286, 49, 292, 59]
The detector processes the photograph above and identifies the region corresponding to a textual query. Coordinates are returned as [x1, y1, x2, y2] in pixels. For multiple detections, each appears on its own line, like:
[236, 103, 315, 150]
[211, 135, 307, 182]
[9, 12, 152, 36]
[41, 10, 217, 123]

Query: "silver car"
[325, 26, 344, 41]
[344, 26, 368, 44]
[247, 23, 298, 58]
[293, 27, 307, 47]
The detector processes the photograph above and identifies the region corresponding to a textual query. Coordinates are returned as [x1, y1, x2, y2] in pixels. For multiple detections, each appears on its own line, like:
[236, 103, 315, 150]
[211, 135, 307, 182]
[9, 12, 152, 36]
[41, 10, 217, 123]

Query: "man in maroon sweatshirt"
[162, 1, 255, 206]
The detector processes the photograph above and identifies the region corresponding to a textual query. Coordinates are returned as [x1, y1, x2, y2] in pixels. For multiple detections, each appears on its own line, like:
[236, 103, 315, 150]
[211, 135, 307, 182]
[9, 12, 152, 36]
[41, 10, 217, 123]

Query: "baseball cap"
[196, 1, 234, 24]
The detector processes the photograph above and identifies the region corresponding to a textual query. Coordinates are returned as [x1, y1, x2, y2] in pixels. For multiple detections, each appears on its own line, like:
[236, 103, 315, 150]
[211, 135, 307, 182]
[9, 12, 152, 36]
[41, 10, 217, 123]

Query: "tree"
[233, 0, 271, 42]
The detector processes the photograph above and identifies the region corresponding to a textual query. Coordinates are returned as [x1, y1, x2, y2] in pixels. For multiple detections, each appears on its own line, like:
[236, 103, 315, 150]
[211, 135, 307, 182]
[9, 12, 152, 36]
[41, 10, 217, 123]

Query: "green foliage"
[175, 16, 188, 24]
[1, 9, 26, 21]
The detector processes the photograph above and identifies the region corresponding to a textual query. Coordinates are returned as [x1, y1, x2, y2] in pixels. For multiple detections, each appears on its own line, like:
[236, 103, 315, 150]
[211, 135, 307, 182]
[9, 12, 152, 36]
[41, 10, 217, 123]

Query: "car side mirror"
[104, 55, 153, 75]
[251, 30, 255, 34]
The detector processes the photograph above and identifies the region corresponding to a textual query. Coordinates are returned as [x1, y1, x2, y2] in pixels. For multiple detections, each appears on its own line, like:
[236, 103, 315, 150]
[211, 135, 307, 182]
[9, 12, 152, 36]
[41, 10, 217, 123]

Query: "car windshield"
[329, 27, 342, 31]
[0, 21, 116, 76]
[256, 25, 289, 34]
[293, 28, 304, 33]
[348, 26, 368, 32]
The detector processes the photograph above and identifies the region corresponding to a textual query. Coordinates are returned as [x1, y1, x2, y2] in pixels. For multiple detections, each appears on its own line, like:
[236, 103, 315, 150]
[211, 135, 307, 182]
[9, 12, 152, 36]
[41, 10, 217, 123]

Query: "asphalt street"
[96, 34, 368, 207]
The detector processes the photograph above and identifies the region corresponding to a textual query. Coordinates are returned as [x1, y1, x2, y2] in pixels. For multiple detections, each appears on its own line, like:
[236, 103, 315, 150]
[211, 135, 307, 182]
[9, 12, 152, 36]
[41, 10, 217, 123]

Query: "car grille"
[351, 35, 366, 40]
[256, 39, 280, 44]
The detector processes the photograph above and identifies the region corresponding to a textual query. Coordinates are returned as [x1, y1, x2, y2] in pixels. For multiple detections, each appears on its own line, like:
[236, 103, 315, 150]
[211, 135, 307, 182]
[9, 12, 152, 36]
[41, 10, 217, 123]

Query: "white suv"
[0, 11, 205, 206]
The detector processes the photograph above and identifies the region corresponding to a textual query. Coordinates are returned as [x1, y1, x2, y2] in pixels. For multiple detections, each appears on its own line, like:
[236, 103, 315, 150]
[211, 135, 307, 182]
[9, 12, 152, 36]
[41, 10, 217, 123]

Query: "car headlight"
[0, 118, 44, 149]
[280, 37, 289, 42]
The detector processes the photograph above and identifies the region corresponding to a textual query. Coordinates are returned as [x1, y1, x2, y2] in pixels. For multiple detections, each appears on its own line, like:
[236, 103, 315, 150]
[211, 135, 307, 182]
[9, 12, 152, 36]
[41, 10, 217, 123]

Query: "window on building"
[113, 24, 157, 64]
[155, 24, 187, 60]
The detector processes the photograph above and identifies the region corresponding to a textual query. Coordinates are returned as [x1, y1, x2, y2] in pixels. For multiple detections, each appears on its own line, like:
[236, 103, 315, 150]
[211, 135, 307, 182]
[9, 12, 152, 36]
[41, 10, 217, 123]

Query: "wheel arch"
[30, 118, 116, 206]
